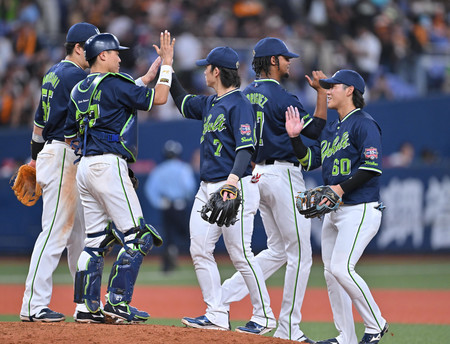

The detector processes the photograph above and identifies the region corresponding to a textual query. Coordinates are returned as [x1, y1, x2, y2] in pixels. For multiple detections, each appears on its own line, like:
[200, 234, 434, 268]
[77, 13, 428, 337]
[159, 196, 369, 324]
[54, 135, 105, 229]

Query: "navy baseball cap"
[253, 37, 299, 58]
[319, 69, 366, 94]
[66, 22, 100, 43]
[196, 47, 240, 70]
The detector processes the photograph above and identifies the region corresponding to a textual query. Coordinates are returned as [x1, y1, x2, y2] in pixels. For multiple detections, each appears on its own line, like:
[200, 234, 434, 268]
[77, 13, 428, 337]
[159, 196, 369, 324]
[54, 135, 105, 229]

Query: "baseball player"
[220, 37, 327, 342]
[285, 69, 388, 344]
[169, 46, 276, 334]
[64, 31, 174, 323]
[20, 22, 100, 323]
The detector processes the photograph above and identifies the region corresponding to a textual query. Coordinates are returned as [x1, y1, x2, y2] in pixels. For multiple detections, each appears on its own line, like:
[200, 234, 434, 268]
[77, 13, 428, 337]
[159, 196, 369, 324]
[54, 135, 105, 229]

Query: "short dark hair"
[210, 65, 241, 88]
[252, 55, 280, 78]
[64, 41, 85, 56]
[343, 85, 365, 108]
[87, 56, 97, 68]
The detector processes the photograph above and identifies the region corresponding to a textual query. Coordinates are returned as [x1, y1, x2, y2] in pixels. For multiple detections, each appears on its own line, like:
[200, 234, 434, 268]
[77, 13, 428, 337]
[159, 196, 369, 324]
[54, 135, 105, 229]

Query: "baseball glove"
[10, 164, 42, 206]
[296, 185, 342, 219]
[200, 184, 242, 227]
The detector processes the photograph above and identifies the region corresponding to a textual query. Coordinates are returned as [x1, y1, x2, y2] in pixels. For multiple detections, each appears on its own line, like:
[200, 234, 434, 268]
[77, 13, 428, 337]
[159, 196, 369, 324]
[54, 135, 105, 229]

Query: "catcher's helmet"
[163, 140, 182, 159]
[84, 33, 129, 60]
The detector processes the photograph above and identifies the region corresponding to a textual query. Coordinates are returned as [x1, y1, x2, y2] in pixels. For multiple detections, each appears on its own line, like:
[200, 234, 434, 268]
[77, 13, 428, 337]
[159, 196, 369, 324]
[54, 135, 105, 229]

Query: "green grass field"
[2, 254, 449, 343]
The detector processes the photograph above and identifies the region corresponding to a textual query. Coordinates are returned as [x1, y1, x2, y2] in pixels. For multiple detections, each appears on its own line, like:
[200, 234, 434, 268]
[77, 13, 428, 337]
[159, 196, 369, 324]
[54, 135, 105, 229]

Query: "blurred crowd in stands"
[0, 0, 449, 127]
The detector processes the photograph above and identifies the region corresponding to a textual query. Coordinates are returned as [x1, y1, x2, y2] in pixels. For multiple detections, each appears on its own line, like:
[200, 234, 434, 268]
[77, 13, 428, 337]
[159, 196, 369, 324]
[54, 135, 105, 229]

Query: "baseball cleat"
[316, 338, 338, 344]
[359, 323, 389, 344]
[181, 315, 230, 331]
[296, 334, 317, 343]
[20, 308, 65, 322]
[74, 310, 105, 324]
[235, 321, 274, 335]
[103, 301, 149, 324]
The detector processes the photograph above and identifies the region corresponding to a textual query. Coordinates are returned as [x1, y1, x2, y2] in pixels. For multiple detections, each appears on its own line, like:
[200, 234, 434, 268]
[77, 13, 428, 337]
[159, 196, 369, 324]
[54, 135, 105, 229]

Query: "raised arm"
[305, 70, 328, 121]
[136, 56, 161, 86]
[153, 30, 175, 105]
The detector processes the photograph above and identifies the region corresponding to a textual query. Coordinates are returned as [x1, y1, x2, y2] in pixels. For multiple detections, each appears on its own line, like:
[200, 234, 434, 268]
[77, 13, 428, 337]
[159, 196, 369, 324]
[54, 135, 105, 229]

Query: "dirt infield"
[1, 322, 294, 344]
[2, 284, 449, 343]
[5, 285, 449, 324]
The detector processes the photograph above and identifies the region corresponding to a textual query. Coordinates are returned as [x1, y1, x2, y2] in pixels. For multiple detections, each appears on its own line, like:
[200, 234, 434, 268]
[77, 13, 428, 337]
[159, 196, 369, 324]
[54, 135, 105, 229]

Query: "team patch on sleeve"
[364, 147, 379, 160]
[240, 124, 251, 136]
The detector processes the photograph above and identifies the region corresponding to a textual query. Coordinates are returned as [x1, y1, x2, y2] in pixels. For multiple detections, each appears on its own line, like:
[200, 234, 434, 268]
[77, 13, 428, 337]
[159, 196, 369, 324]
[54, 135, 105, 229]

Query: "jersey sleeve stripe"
[299, 148, 312, 171]
[359, 166, 382, 175]
[302, 115, 313, 128]
[34, 121, 45, 129]
[235, 144, 254, 151]
[180, 95, 191, 118]
[146, 89, 155, 111]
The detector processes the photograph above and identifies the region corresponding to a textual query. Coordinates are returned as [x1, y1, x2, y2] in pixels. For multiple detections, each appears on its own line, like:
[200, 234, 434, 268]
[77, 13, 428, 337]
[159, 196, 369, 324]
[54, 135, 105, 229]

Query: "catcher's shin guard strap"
[74, 253, 104, 313]
[87, 222, 118, 257]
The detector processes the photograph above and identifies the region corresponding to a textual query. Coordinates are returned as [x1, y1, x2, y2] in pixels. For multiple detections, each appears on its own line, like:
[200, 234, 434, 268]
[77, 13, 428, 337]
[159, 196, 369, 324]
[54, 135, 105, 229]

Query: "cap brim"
[283, 51, 299, 58]
[195, 59, 209, 66]
[118, 46, 129, 51]
[319, 78, 337, 89]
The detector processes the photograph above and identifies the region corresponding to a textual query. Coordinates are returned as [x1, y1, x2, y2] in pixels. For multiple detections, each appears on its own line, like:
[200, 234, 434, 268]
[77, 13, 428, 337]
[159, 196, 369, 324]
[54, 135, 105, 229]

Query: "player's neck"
[337, 103, 357, 120]
[259, 71, 280, 82]
[215, 84, 238, 97]
[66, 54, 84, 69]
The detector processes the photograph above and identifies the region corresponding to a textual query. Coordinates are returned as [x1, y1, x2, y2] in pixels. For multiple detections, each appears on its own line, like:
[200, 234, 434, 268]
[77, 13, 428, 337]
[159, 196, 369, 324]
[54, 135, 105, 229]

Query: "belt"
[265, 159, 300, 167]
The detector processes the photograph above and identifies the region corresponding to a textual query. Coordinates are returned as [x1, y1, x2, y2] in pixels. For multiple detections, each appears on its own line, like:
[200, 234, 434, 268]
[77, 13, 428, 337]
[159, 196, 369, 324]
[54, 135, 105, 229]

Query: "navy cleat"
[74, 310, 105, 324]
[316, 339, 338, 344]
[235, 321, 274, 335]
[182, 315, 230, 331]
[359, 323, 389, 344]
[20, 308, 65, 322]
[296, 334, 316, 343]
[103, 301, 149, 324]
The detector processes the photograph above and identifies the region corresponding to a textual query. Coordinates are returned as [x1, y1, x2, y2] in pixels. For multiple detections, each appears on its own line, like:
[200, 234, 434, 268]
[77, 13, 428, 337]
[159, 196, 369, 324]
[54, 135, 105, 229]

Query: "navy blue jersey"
[243, 79, 316, 164]
[302, 109, 382, 204]
[65, 72, 154, 162]
[181, 89, 255, 182]
[34, 60, 88, 141]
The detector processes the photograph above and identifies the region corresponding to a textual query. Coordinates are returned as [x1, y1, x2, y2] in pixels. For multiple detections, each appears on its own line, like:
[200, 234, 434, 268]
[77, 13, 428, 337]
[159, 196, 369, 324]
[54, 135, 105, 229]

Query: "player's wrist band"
[135, 77, 146, 87]
[31, 139, 45, 160]
[157, 65, 173, 87]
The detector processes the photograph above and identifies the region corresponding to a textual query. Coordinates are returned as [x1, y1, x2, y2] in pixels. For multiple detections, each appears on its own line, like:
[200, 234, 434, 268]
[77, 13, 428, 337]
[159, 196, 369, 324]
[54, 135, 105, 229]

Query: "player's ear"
[270, 56, 277, 66]
[75, 43, 84, 55]
[345, 85, 354, 96]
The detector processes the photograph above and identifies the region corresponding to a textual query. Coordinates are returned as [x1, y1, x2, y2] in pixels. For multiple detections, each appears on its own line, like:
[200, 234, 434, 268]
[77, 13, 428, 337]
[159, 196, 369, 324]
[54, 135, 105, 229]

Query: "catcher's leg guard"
[74, 223, 118, 313]
[106, 219, 159, 305]
[74, 249, 104, 313]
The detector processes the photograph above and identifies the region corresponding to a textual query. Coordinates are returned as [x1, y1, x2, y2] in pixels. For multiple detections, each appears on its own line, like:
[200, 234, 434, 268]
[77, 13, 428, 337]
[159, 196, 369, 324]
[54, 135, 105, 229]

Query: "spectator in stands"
[385, 142, 415, 168]
[1, 0, 450, 129]
[343, 24, 382, 86]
